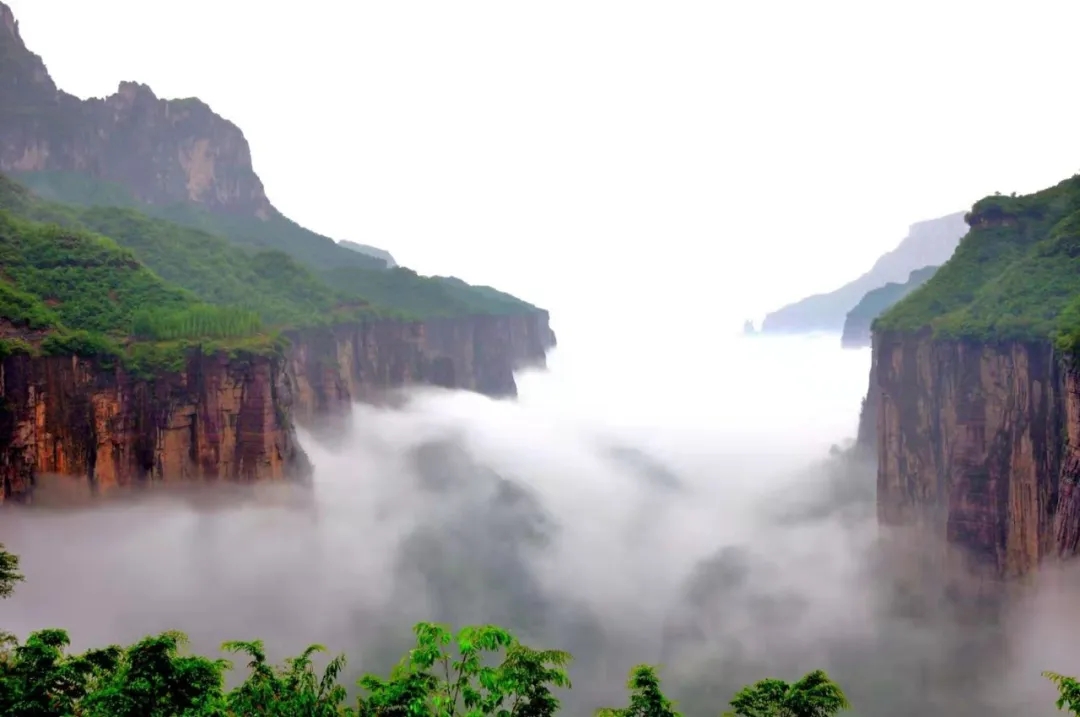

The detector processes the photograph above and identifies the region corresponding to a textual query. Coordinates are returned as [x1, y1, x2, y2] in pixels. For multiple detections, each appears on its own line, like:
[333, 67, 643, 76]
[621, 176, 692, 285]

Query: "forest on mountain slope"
[0, 173, 539, 373]
[875, 174, 1080, 352]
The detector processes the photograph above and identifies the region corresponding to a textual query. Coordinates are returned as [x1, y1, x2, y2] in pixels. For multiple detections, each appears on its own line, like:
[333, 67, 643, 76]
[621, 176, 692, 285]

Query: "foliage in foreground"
[8, 540, 1080, 716]
[0, 543, 854, 716]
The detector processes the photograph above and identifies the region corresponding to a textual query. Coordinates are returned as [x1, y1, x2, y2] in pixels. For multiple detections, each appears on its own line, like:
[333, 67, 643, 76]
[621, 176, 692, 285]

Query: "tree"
[596, 665, 682, 717]
[69, 631, 229, 717]
[0, 628, 119, 716]
[0, 543, 24, 657]
[0, 545, 23, 599]
[1045, 671, 1080, 715]
[224, 639, 350, 716]
[724, 669, 850, 717]
[356, 621, 572, 717]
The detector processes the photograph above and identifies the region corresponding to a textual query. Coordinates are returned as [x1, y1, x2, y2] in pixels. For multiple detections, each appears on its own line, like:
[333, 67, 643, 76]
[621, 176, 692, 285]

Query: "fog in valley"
[0, 326, 1075, 716]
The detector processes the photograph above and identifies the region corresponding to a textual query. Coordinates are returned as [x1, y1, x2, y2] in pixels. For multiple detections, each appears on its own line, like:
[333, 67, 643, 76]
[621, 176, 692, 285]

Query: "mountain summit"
[0, 1, 273, 217]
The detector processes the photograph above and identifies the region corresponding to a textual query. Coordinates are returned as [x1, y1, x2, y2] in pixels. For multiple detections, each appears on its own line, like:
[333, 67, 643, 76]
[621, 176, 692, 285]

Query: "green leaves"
[223, 639, 350, 716]
[0, 545, 23, 600]
[596, 665, 681, 717]
[356, 622, 571, 717]
[724, 669, 850, 717]
[1045, 671, 1080, 714]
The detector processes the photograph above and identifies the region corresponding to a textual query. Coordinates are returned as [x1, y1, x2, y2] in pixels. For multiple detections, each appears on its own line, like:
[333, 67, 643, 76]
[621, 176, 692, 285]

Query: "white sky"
[7, 1, 1080, 331]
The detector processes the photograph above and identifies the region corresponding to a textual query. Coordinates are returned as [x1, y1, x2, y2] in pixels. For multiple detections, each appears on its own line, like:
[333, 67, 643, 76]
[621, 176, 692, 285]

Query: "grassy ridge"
[0, 203, 283, 371]
[12, 170, 540, 318]
[0, 171, 542, 372]
[875, 174, 1080, 350]
[0, 173, 538, 323]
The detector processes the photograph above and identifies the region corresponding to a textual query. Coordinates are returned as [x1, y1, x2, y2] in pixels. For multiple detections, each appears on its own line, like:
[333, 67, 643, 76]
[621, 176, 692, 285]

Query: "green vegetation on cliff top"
[875, 174, 1080, 351]
[0, 172, 542, 370]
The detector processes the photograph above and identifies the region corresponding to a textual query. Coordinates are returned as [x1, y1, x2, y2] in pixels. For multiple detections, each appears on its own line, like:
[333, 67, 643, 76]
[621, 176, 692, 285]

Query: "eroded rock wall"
[0, 2, 271, 216]
[0, 312, 556, 500]
[287, 312, 557, 422]
[869, 330, 1080, 579]
[0, 350, 305, 502]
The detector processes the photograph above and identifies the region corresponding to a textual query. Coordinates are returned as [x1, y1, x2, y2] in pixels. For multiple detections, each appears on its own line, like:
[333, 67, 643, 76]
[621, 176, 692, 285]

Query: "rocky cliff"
[0, 3, 271, 217]
[0, 312, 556, 502]
[866, 330, 1080, 580]
[0, 1, 557, 503]
[859, 173, 1080, 581]
[286, 312, 556, 422]
[0, 349, 305, 502]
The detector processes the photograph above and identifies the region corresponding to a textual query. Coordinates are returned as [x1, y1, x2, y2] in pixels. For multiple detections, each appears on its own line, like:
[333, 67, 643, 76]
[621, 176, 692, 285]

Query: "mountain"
[760, 211, 968, 334]
[861, 175, 1080, 582]
[0, 1, 392, 273]
[839, 265, 938, 349]
[0, 2, 555, 502]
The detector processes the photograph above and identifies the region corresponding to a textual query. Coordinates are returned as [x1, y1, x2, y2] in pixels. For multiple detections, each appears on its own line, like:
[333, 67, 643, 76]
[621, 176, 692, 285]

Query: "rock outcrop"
[866, 330, 1080, 579]
[0, 2, 271, 217]
[0, 312, 556, 502]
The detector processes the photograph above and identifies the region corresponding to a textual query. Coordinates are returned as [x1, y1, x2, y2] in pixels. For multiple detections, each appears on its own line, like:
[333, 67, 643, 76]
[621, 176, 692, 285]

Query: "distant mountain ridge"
[760, 211, 968, 334]
[840, 265, 939, 349]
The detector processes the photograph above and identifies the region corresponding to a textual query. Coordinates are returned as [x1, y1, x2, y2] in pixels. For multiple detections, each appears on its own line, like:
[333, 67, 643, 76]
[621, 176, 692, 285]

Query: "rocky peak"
[0, 2, 274, 218]
[0, 2, 56, 96]
[1, 2, 16, 38]
[113, 80, 157, 104]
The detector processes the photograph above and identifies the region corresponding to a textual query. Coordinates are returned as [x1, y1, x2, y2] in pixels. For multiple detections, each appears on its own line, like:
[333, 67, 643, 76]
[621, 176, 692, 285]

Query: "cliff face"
[0, 350, 306, 503]
[287, 312, 557, 422]
[0, 3, 272, 217]
[0, 312, 556, 501]
[869, 330, 1080, 579]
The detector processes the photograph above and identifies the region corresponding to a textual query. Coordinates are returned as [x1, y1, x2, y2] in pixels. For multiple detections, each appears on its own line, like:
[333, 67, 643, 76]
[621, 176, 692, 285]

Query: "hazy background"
[8, 0, 1080, 330]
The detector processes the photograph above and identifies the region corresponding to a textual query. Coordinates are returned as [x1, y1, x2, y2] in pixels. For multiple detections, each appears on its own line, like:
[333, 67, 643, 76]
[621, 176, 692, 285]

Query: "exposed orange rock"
[0, 350, 307, 502]
[0, 312, 556, 501]
[867, 330, 1080, 580]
